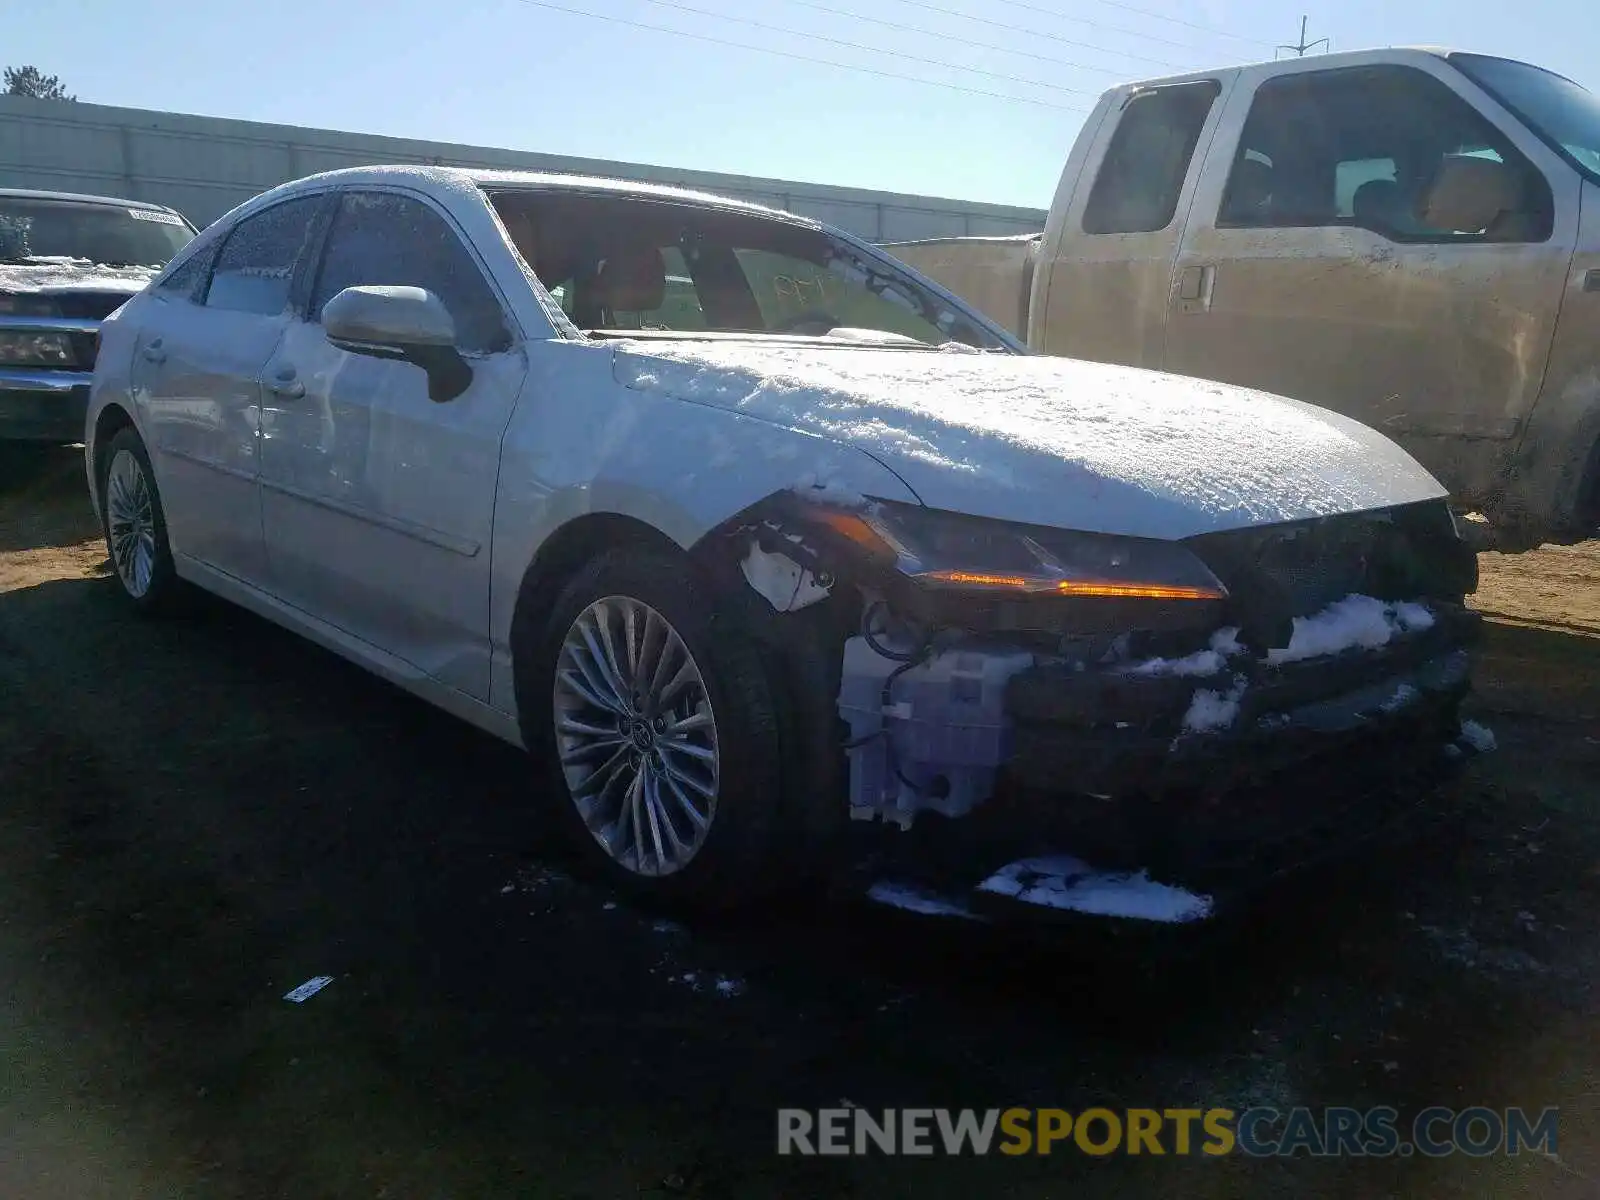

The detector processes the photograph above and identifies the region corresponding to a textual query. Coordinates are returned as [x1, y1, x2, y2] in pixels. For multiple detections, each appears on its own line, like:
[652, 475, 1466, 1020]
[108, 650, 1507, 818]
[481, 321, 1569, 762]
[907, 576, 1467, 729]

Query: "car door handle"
[267, 368, 305, 399]
[1176, 265, 1215, 312]
[142, 339, 166, 364]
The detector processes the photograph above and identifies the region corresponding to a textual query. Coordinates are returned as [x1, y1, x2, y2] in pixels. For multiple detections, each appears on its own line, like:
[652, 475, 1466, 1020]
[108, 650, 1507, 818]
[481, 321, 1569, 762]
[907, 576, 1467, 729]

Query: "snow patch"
[1458, 719, 1497, 753]
[740, 543, 831, 612]
[977, 855, 1213, 923]
[1381, 684, 1419, 713]
[613, 342, 1446, 541]
[1266, 596, 1435, 665]
[1126, 626, 1244, 678]
[1182, 678, 1246, 733]
[867, 880, 982, 920]
[672, 971, 746, 998]
[0, 260, 157, 295]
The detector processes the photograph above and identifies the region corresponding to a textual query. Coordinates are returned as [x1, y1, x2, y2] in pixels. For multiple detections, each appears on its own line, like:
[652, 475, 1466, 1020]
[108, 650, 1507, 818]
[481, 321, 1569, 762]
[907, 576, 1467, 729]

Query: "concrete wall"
[0, 96, 1047, 243]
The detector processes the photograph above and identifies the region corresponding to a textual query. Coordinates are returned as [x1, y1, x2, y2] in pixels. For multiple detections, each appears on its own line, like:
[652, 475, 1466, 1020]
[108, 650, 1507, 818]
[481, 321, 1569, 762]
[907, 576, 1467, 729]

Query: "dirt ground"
[3, 443, 1600, 1199]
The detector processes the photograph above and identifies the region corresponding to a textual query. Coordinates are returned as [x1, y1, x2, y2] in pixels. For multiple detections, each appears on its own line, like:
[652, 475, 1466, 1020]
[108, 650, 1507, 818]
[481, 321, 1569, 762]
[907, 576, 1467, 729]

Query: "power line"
[782, 0, 1147, 79]
[880, 0, 1185, 70]
[509, 0, 1091, 112]
[635, 0, 1100, 95]
[1087, 0, 1278, 49]
[987, 0, 1235, 53]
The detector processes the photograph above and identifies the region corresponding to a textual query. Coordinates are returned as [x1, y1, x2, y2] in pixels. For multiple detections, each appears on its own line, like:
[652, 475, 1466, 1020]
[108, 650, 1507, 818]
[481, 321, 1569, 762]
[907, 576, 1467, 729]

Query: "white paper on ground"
[283, 975, 335, 1003]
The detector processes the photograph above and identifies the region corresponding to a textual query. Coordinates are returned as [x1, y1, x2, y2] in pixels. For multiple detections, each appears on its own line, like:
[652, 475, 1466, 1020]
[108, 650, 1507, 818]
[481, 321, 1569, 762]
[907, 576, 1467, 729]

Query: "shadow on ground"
[2, 455, 1598, 1196]
[2, 568, 1598, 1198]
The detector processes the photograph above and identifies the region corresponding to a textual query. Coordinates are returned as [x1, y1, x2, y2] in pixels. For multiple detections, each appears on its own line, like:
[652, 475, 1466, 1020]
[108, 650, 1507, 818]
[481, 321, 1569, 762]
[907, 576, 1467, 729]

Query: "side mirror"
[1416, 156, 1522, 235]
[322, 285, 473, 403]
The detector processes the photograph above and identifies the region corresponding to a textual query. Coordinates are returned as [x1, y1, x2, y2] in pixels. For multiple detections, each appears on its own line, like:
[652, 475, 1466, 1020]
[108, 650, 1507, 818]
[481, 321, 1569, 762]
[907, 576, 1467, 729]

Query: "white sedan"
[86, 166, 1481, 918]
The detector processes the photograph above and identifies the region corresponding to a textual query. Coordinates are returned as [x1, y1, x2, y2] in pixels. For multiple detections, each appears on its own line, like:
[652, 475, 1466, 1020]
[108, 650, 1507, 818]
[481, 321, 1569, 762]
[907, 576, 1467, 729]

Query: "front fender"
[487, 342, 919, 706]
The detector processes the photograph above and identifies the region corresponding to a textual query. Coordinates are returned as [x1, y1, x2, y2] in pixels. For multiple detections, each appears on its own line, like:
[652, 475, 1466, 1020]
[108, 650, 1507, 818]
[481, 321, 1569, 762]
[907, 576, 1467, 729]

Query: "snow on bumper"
[1004, 605, 1479, 796]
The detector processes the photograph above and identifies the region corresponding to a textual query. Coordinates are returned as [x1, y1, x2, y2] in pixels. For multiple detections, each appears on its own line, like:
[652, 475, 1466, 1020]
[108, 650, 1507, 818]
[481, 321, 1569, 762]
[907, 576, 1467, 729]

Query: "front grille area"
[1188, 501, 1476, 626]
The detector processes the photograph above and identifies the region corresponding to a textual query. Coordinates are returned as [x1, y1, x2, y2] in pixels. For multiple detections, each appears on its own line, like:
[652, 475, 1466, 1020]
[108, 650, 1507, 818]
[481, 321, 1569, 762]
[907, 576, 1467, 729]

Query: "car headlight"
[0, 331, 76, 367]
[809, 500, 1228, 601]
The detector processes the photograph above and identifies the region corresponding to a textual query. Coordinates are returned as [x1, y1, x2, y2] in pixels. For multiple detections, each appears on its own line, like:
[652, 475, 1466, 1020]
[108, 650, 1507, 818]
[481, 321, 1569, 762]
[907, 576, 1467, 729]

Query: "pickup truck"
[887, 49, 1600, 548]
[1, 188, 196, 442]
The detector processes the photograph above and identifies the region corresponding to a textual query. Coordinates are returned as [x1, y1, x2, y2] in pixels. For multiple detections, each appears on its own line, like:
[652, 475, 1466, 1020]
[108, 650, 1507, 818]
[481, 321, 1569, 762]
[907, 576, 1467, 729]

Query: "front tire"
[98, 427, 183, 613]
[524, 546, 790, 908]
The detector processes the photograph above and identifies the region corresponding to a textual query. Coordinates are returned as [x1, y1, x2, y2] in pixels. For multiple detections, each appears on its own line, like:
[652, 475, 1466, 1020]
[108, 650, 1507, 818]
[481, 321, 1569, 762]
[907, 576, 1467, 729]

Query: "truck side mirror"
[1416, 156, 1522, 235]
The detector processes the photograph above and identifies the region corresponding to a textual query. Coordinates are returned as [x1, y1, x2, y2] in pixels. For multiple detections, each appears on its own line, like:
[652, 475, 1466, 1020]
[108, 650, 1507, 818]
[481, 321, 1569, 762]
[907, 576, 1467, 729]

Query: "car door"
[1030, 79, 1226, 368]
[257, 188, 526, 700]
[133, 193, 331, 584]
[1163, 60, 1580, 465]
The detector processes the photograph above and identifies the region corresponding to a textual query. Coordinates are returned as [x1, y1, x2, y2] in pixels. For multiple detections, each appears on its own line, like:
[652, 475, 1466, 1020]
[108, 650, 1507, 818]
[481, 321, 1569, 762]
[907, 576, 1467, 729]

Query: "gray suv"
[1, 187, 195, 442]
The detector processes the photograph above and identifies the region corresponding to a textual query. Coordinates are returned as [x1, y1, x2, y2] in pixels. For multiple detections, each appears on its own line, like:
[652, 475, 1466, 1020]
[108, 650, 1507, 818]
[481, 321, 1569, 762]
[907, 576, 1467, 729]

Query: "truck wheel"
[97, 427, 185, 614]
[523, 545, 791, 908]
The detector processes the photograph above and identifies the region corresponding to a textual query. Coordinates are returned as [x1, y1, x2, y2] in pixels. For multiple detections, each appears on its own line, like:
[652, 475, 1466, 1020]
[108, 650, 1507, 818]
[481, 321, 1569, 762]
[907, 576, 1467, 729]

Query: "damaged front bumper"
[845, 605, 1482, 926]
[1004, 605, 1478, 796]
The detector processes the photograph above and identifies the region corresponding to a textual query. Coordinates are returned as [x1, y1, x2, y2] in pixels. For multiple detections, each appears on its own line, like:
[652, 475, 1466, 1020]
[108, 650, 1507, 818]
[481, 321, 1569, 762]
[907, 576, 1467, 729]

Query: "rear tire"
[521, 545, 793, 908]
[97, 427, 184, 614]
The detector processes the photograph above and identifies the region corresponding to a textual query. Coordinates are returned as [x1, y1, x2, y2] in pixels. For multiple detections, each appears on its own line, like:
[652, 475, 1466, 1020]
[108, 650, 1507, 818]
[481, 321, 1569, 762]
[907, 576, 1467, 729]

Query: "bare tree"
[4, 66, 75, 101]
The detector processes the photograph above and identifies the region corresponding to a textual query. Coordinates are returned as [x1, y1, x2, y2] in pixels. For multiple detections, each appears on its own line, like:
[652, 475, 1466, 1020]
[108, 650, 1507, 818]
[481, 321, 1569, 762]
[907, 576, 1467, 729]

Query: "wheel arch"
[508, 512, 689, 720]
[88, 402, 137, 523]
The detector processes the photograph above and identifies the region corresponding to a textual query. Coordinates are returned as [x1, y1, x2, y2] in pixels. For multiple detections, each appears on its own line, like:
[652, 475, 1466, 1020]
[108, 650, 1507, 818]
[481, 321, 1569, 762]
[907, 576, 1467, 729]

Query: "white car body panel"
[258, 318, 526, 699]
[484, 340, 920, 714]
[131, 293, 285, 581]
[612, 342, 1448, 541]
[83, 164, 1456, 753]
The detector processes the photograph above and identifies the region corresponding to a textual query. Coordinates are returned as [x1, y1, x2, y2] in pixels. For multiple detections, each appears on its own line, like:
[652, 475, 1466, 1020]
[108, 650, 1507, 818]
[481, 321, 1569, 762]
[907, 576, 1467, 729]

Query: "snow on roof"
[258, 164, 813, 226]
[882, 233, 1042, 246]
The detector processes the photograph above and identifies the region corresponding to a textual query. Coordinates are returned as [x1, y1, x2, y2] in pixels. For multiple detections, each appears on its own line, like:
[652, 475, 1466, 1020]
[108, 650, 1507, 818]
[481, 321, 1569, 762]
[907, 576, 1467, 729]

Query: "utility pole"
[1275, 16, 1329, 58]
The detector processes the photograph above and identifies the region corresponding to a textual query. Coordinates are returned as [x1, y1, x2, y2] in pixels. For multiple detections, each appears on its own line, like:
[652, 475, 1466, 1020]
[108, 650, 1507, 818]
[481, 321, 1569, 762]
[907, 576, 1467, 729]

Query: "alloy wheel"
[106, 449, 157, 598]
[552, 596, 720, 876]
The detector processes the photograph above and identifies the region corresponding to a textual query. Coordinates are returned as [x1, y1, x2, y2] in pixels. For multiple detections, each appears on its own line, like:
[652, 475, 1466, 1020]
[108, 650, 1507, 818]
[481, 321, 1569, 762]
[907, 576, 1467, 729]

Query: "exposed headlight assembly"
[807, 500, 1228, 602]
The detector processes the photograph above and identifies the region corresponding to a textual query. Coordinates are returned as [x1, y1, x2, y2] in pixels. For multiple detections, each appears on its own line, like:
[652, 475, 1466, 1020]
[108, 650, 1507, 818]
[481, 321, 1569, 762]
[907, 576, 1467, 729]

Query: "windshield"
[0, 197, 195, 268]
[488, 190, 1009, 350]
[1451, 53, 1600, 182]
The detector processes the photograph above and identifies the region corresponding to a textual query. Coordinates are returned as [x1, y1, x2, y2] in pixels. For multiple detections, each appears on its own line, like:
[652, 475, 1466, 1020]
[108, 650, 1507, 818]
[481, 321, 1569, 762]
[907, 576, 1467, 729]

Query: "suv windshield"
[488, 189, 1009, 350]
[0, 196, 196, 268]
[1451, 53, 1600, 182]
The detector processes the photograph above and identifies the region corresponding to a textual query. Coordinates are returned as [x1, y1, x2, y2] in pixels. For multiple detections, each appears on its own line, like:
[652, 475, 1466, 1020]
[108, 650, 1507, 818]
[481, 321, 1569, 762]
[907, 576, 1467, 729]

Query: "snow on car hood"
[613, 342, 1447, 539]
[0, 260, 158, 296]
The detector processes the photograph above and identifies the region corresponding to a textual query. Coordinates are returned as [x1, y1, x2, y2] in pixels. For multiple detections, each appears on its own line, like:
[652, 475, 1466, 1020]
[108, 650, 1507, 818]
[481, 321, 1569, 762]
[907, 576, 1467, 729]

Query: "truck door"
[1163, 58, 1580, 491]
[1032, 79, 1226, 368]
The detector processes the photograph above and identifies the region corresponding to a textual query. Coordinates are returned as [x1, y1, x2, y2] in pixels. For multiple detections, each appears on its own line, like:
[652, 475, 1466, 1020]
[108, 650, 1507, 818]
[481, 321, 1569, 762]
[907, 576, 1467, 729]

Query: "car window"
[205, 196, 326, 316]
[735, 247, 946, 341]
[154, 241, 218, 301]
[0, 196, 193, 268]
[487, 190, 1008, 349]
[1219, 65, 1552, 242]
[311, 192, 509, 353]
[1082, 81, 1220, 235]
[543, 246, 706, 332]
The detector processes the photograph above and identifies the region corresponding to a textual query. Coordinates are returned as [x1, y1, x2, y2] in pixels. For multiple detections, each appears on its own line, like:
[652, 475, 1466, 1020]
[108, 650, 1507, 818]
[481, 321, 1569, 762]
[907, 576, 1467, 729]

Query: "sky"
[7, 0, 1595, 209]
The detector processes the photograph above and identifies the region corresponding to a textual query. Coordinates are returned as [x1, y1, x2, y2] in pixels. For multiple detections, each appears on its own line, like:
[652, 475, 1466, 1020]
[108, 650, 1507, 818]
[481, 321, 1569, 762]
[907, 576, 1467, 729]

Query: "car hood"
[612, 342, 1448, 540]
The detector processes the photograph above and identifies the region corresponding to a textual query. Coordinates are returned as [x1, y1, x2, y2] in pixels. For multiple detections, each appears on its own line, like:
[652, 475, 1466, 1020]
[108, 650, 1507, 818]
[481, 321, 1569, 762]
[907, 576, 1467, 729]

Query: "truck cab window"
[1219, 66, 1553, 243]
[1082, 82, 1220, 235]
